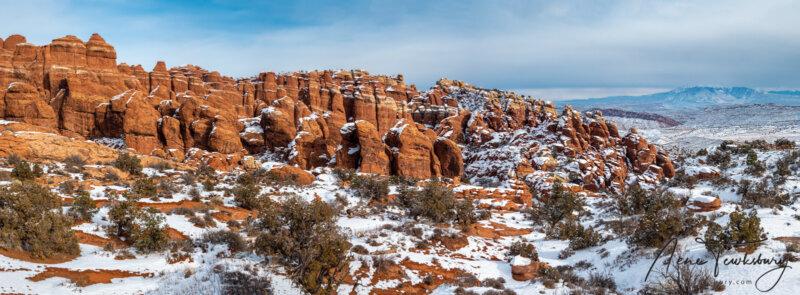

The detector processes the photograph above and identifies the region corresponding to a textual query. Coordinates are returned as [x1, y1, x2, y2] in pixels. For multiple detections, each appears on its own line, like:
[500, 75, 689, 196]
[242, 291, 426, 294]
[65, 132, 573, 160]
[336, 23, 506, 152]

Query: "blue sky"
[2, 0, 799, 98]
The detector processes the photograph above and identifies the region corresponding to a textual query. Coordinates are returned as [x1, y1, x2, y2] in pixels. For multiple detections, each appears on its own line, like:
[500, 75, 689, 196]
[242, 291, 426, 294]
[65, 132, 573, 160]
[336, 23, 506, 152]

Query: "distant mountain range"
[559, 86, 800, 112]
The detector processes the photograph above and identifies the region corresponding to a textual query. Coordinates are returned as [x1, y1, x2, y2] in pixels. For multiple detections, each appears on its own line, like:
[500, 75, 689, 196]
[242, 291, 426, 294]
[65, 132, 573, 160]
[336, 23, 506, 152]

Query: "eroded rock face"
[0, 33, 675, 187]
[384, 120, 441, 179]
[336, 120, 391, 175]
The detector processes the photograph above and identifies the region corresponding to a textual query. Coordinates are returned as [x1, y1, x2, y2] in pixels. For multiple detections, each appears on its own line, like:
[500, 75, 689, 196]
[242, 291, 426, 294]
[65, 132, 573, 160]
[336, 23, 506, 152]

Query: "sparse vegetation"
[643, 255, 721, 295]
[705, 150, 732, 169]
[627, 189, 704, 248]
[68, 190, 98, 221]
[220, 269, 274, 295]
[231, 182, 262, 210]
[534, 182, 584, 227]
[397, 181, 475, 228]
[254, 196, 350, 294]
[11, 160, 41, 180]
[63, 155, 86, 173]
[737, 178, 790, 208]
[704, 209, 765, 254]
[508, 240, 538, 260]
[202, 230, 246, 253]
[131, 178, 157, 199]
[0, 182, 79, 258]
[113, 153, 143, 175]
[774, 138, 796, 149]
[130, 208, 169, 253]
[350, 174, 390, 202]
[107, 195, 168, 253]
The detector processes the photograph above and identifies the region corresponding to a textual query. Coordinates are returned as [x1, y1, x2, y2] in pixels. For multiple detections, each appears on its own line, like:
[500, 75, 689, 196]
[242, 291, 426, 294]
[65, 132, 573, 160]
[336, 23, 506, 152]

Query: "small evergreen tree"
[68, 191, 98, 221]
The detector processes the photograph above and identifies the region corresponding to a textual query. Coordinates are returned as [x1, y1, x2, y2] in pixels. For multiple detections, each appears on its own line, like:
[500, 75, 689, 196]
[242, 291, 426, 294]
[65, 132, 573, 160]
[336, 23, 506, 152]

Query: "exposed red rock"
[0, 33, 675, 190]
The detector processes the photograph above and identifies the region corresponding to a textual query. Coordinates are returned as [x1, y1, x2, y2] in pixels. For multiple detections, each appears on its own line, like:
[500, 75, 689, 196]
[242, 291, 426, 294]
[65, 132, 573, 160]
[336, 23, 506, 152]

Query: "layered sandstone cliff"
[0, 33, 675, 191]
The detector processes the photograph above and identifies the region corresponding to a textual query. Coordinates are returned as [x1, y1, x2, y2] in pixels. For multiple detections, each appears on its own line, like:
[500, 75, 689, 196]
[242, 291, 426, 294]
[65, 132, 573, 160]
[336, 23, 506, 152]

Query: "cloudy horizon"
[2, 0, 798, 96]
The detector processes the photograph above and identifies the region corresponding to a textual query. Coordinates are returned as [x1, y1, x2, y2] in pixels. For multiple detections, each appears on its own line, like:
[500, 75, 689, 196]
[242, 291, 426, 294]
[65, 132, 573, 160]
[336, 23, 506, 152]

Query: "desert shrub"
[397, 181, 475, 227]
[587, 272, 617, 291]
[388, 174, 415, 186]
[744, 160, 766, 176]
[565, 224, 602, 250]
[775, 151, 800, 179]
[628, 190, 703, 248]
[481, 277, 506, 289]
[232, 182, 262, 210]
[616, 185, 649, 215]
[220, 270, 274, 295]
[695, 149, 708, 156]
[63, 155, 86, 173]
[372, 255, 396, 272]
[5, 153, 23, 166]
[254, 197, 350, 295]
[737, 178, 790, 208]
[746, 150, 759, 166]
[148, 161, 172, 172]
[195, 162, 216, 179]
[528, 181, 585, 228]
[202, 230, 246, 253]
[130, 208, 169, 253]
[68, 191, 98, 221]
[59, 179, 78, 195]
[188, 187, 201, 201]
[774, 138, 796, 149]
[776, 157, 792, 177]
[704, 209, 765, 254]
[705, 150, 731, 169]
[239, 168, 300, 186]
[157, 180, 179, 199]
[131, 178, 157, 198]
[171, 207, 195, 216]
[113, 153, 142, 175]
[537, 267, 562, 288]
[643, 256, 720, 295]
[332, 168, 356, 183]
[508, 240, 538, 260]
[0, 182, 80, 258]
[187, 213, 216, 228]
[107, 195, 169, 253]
[107, 196, 141, 239]
[11, 161, 41, 180]
[350, 174, 390, 202]
[453, 287, 479, 295]
[104, 170, 121, 181]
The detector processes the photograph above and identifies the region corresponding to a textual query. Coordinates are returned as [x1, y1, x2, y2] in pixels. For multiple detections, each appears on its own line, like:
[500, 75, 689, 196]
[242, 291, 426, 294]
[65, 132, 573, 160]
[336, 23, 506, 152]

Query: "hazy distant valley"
[559, 86, 800, 150]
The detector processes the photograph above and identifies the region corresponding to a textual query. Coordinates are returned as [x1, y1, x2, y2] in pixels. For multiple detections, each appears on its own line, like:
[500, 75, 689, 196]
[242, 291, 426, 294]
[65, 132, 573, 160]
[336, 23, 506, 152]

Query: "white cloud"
[2, 0, 798, 90]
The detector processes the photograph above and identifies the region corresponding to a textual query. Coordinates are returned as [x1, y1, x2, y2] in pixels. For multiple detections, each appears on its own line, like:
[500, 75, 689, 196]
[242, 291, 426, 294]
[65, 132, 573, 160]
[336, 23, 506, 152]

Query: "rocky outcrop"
[434, 138, 464, 178]
[268, 165, 316, 185]
[384, 120, 441, 179]
[0, 33, 676, 190]
[336, 121, 390, 175]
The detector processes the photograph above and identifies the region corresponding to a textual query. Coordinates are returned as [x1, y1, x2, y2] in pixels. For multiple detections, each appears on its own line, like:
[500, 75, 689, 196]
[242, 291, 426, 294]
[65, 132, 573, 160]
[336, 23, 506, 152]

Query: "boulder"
[208, 122, 243, 154]
[688, 196, 722, 212]
[510, 256, 541, 281]
[269, 165, 315, 185]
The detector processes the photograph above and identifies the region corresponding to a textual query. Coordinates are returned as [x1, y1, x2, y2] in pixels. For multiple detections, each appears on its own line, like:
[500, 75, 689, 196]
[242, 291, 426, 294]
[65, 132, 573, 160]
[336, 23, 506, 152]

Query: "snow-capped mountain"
[560, 86, 800, 112]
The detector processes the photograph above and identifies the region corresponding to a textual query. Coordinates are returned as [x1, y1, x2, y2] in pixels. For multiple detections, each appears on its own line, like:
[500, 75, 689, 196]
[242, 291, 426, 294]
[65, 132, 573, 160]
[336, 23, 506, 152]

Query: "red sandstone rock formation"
[0, 33, 674, 189]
